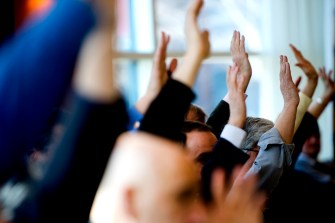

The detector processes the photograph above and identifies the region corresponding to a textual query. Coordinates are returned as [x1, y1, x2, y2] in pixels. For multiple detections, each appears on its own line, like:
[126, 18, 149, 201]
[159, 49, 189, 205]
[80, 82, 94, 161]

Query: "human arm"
[135, 32, 171, 115]
[138, 0, 210, 141]
[0, 0, 97, 185]
[172, 0, 210, 87]
[244, 56, 298, 195]
[308, 67, 334, 118]
[274, 55, 299, 144]
[201, 63, 249, 202]
[289, 44, 317, 133]
[12, 26, 128, 223]
[289, 44, 318, 98]
[206, 31, 250, 136]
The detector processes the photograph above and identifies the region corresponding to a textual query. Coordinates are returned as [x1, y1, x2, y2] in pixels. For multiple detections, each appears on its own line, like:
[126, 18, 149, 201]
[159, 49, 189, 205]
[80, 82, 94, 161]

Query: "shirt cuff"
[220, 124, 247, 148]
[294, 92, 312, 133]
[297, 92, 312, 112]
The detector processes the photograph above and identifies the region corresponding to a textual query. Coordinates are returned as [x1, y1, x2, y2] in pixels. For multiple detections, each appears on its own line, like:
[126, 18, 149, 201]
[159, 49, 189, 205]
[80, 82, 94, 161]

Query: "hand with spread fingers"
[289, 44, 318, 97]
[318, 67, 335, 98]
[308, 67, 334, 118]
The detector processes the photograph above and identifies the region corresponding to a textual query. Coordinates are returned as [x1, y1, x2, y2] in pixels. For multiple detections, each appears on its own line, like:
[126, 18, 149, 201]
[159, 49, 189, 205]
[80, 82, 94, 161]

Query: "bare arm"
[135, 32, 171, 114]
[289, 44, 318, 98]
[73, 27, 119, 103]
[226, 64, 247, 128]
[224, 30, 251, 103]
[274, 55, 299, 143]
[172, 0, 210, 87]
[308, 67, 334, 118]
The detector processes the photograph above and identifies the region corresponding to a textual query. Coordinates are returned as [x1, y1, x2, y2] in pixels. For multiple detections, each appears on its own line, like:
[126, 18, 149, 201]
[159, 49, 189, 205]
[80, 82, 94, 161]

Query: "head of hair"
[182, 120, 214, 135]
[240, 117, 274, 151]
[185, 104, 207, 123]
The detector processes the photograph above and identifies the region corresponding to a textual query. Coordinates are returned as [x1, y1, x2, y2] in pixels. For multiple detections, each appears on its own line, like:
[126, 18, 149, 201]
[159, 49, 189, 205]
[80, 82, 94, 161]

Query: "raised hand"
[318, 67, 335, 98]
[208, 167, 265, 223]
[289, 44, 318, 97]
[227, 63, 247, 128]
[172, 0, 210, 87]
[135, 32, 171, 114]
[147, 32, 170, 98]
[294, 76, 302, 91]
[167, 58, 178, 77]
[275, 55, 299, 143]
[185, 0, 210, 59]
[230, 30, 252, 93]
[307, 67, 334, 118]
[289, 44, 318, 80]
[280, 55, 299, 106]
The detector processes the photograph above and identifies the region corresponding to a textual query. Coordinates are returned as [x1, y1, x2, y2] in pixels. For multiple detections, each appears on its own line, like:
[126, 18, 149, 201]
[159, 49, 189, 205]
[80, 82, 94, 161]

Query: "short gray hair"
[241, 117, 274, 151]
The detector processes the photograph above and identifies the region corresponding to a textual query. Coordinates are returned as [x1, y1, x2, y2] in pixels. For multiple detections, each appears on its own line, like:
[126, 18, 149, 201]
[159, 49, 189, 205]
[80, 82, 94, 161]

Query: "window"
[116, 0, 263, 118]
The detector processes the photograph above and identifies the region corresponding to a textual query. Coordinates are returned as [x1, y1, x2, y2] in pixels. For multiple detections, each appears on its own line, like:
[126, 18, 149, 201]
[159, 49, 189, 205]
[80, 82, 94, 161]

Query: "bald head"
[90, 132, 203, 223]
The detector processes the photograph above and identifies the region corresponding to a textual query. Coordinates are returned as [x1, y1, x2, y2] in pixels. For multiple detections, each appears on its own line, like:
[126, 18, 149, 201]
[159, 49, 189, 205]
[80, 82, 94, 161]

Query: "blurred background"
[1, 0, 334, 161]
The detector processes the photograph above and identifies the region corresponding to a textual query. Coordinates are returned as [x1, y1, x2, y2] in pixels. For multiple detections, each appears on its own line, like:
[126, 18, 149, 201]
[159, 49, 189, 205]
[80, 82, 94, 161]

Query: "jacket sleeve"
[0, 0, 96, 184]
[139, 79, 195, 143]
[13, 94, 128, 223]
[206, 100, 230, 139]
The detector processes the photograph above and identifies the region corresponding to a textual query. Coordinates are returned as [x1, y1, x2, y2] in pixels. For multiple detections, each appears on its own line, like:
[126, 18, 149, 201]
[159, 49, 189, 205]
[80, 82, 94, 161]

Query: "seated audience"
[90, 131, 265, 223]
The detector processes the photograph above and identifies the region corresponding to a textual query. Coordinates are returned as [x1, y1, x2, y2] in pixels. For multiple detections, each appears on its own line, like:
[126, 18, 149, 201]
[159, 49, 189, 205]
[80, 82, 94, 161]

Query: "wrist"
[228, 117, 245, 128]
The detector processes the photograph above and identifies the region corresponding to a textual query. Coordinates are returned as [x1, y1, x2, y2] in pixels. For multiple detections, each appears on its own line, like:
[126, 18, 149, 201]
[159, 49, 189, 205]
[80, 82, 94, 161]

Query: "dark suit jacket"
[0, 0, 96, 184]
[13, 94, 128, 223]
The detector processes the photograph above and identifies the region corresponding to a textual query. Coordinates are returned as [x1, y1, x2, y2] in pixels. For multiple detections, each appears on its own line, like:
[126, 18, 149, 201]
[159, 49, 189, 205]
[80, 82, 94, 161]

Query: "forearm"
[172, 52, 203, 88]
[301, 78, 318, 98]
[308, 93, 333, 118]
[275, 103, 298, 144]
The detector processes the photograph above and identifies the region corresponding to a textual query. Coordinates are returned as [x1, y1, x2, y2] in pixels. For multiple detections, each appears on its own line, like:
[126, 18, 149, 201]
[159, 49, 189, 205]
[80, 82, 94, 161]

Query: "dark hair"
[185, 104, 207, 123]
[182, 120, 214, 135]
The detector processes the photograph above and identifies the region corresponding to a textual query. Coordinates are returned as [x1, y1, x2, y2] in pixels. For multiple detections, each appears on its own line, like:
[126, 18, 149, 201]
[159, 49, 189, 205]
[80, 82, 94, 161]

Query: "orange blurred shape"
[26, 0, 54, 16]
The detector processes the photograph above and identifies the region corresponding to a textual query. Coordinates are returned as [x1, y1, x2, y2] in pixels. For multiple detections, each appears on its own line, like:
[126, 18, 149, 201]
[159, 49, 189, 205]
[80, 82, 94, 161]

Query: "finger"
[328, 70, 334, 80]
[319, 67, 325, 75]
[230, 165, 243, 187]
[211, 169, 226, 204]
[202, 30, 210, 40]
[240, 35, 245, 52]
[253, 191, 267, 210]
[295, 63, 304, 69]
[289, 43, 303, 61]
[294, 76, 302, 88]
[236, 31, 241, 49]
[187, 0, 204, 21]
[285, 62, 292, 81]
[227, 65, 232, 84]
[155, 32, 167, 60]
[230, 30, 236, 51]
[167, 58, 178, 76]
